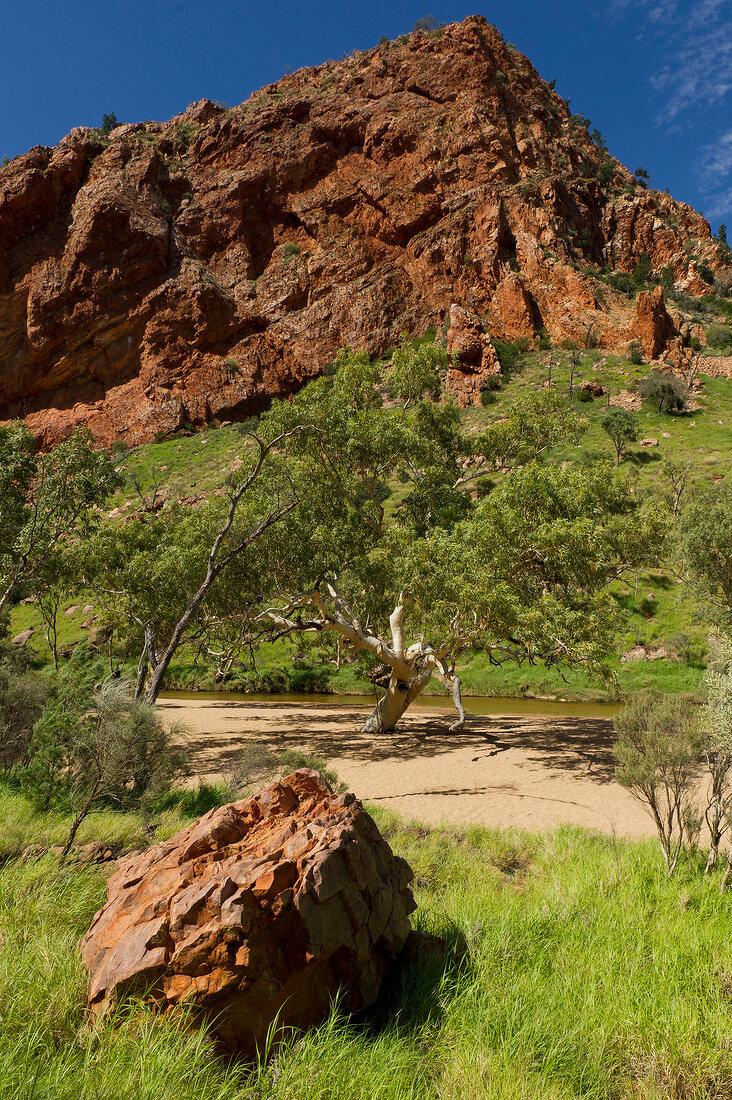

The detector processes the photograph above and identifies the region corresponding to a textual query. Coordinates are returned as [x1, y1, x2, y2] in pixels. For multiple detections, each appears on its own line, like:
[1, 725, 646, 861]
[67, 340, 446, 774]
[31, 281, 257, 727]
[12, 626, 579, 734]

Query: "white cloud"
[614, 0, 732, 125]
[699, 129, 732, 219]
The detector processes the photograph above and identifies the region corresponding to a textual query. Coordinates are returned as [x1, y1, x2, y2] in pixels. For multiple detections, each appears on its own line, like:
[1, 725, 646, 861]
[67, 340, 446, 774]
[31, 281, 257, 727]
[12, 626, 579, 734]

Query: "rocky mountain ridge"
[0, 15, 725, 444]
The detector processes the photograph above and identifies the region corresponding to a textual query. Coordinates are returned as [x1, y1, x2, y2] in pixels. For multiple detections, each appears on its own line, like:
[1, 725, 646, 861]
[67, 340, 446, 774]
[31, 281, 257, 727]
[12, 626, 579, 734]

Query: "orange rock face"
[633, 287, 677, 358]
[0, 16, 723, 445]
[79, 770, 415, 1055]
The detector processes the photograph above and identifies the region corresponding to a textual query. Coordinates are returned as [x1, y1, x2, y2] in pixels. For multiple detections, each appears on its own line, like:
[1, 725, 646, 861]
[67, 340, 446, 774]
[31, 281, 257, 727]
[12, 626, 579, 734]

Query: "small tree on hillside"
[601, 408, 638, 465]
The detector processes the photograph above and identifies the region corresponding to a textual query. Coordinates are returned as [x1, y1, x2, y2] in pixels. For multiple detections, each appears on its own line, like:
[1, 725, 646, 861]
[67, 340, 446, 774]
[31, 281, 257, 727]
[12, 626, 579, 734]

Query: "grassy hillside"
[3, 786, 732, 1099]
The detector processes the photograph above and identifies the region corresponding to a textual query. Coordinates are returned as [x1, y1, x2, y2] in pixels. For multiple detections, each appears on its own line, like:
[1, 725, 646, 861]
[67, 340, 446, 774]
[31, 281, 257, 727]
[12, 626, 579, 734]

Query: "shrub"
[480, 388, 497, 406]
[0, 653, 50, 772]
[492, 338, 527, 377]
[706, 324, 732, 349]
[100, 112, 117, 136]
[660, 264, 675, 294]
[614, 693, 702, 874]
[632, 253, 653, 285]
[577, 387, 593, 403]
[283, 242, 301, 257]
[638, 369, 687, 414]
[20, 655, 187, 858]
[628, 340, 644, 365]
[698, 262, 715, 286]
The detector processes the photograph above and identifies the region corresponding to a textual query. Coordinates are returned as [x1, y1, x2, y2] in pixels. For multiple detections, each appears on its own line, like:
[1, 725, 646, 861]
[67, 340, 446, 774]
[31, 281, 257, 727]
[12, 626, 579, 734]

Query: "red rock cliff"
[0, 15, 722, 444]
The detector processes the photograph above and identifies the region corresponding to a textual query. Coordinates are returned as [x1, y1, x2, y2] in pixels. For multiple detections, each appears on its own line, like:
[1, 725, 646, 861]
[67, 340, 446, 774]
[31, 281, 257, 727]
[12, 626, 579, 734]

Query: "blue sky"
[2, 0, 731, 229]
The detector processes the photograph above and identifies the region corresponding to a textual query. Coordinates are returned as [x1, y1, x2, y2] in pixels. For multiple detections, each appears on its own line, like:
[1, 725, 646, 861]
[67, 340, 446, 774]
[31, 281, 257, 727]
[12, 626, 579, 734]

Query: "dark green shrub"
[492, 338, 526, 377]
[698, 262, 715, 286]
[577, 387, 594, 403]
[480, 388, 497, 406]
[706, 324, 732, 348]
[283, 242, 301, 257]
[628, 340, 644, 365]
[639, 369, 687, 414]
[632, 253, 653, 285]
[100, 112, 117, 136]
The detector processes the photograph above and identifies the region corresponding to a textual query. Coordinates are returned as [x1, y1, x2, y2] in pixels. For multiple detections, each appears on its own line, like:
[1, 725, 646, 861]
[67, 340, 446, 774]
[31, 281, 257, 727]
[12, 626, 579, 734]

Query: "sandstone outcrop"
[633, 287, 677, 359]
[445, 303, 501, 406]
[80, 770, 416, 1055]
[0, 16, 725, 445]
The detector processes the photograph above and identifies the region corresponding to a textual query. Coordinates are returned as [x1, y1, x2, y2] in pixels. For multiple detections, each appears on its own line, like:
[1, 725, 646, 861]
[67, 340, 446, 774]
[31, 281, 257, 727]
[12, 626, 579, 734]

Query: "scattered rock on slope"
[80, 769, 416, 1055]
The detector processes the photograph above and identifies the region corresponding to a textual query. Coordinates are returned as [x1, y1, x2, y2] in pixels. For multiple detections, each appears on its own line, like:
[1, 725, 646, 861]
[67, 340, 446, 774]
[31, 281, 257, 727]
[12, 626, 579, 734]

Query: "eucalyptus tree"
[0, 423, 121, 617]
[80, 432, 300, 703]
[254, 349, 663, 733]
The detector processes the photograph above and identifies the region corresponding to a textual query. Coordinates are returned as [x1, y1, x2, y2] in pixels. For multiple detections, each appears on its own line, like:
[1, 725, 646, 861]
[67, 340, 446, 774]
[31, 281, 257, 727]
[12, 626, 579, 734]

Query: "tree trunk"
[361, 669, 432, 733]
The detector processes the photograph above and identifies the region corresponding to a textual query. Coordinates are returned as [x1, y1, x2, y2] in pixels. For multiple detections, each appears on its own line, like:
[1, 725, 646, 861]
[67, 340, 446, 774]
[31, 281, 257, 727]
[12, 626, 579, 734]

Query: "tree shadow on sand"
[166, 699, 618, 786]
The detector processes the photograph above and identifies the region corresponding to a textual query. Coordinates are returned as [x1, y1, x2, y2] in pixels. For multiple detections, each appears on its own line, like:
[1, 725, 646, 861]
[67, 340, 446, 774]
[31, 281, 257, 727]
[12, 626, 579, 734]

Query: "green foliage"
[0, 647, 49, 772]
[386, 332, 447, 405]
[100, 112, 117, 135]
[633, 252, 653, 285]
[706, 324, 732, 348]
[492, 337, 528, 377]
[597, 160, 614, 188]
[680, 482, 732, 630]
[627, 339, 644, 365]
[20, 649, 187, 849]
[600, 408, 639, 465]
[283, 242, 301, 257]
[412, 14, 445, 33]
[0, 424, 122, 618]
[638, 369, 687, 414]
[660, 264, 675, 294]
[634, 166, 650, 188]
[614, 693, 702, 873]
[699, 261, 715, 286]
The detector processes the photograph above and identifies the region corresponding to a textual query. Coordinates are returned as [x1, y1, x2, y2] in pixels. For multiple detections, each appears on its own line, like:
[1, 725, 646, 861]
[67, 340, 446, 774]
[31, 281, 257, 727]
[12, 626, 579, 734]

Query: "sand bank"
[157, 696, 659, 838]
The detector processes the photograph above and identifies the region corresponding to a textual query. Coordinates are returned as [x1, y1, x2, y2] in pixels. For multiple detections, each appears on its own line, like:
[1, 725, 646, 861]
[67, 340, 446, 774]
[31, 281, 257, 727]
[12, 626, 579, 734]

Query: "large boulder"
[80, 770, 416, 1054]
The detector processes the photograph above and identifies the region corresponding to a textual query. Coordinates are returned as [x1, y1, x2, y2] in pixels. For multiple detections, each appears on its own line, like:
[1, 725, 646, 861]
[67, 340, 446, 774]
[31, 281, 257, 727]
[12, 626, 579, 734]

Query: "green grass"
[3, 792, 732, 1098]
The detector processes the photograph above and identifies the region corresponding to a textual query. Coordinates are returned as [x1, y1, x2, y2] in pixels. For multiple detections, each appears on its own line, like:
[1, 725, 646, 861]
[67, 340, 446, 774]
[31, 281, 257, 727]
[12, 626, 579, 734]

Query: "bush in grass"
[639, 369, 687, 413]
[614, 693, 702, 874]
[492, 337, 528, 377]
[627, 339, 644, 365]
[20, 651, 187, 858]
[0, 646, 49, 772]
[706, 324, 732, 349]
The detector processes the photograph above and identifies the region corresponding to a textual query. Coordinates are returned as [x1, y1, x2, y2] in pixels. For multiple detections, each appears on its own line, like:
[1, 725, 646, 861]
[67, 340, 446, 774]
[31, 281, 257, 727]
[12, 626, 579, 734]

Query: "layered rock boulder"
[80, 770, 416, 1054]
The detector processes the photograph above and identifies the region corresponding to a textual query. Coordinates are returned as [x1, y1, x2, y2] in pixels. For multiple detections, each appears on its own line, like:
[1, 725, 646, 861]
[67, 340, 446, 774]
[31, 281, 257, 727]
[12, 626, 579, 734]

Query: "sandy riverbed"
[157, 696, 660, 838]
